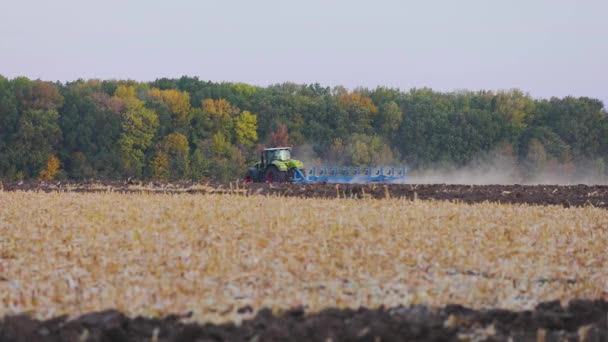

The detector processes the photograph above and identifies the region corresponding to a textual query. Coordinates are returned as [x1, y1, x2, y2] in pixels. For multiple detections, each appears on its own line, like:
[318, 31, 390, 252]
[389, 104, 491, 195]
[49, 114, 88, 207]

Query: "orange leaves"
[336, 93, 379, 114]
[270, 123, 289, 147]
[13, 79, 64, 111]
[38, 155, 61, 181]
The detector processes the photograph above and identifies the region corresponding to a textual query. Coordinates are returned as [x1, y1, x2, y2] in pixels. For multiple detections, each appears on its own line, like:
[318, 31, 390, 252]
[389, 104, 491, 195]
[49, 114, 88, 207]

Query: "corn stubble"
[0, 192, 606, 323]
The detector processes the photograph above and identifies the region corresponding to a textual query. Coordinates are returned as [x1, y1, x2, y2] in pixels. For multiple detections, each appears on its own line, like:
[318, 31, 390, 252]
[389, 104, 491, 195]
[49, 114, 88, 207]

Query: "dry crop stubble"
[0, 192, 606, 323]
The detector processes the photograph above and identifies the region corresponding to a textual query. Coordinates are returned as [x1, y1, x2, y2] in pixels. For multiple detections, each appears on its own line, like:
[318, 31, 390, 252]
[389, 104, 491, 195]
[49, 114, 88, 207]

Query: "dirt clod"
[1, 300, 607, 341]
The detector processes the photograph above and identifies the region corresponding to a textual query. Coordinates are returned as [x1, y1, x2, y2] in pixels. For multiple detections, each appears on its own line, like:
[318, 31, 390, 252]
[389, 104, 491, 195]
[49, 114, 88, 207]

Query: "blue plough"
[291, 166, 407, 184]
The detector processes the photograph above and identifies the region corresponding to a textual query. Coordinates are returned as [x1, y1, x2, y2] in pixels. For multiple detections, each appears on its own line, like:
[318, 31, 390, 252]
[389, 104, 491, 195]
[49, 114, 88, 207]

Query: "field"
[2, 180, 607, 208]
[1, 187, 608, 341]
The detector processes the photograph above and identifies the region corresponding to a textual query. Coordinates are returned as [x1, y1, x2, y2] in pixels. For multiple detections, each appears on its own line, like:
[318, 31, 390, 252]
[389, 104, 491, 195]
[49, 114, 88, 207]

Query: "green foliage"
[375, 101, 402, 140]
[12, 109, 63, 178]
[115, 94, 159, 178]
[0, 76, 19, 178]
[152, 133, 190, 180]
[345, 134, 399, 166]
[0, 74, 606, 181]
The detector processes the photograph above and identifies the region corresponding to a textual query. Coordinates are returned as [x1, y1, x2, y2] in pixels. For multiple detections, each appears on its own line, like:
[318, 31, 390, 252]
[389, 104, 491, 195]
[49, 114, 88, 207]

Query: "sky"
[1, 0, 606, 104]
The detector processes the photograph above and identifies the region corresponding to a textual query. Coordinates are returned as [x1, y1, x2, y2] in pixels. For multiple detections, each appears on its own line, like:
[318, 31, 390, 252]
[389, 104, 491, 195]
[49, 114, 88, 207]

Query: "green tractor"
[244, 147, 304, 183]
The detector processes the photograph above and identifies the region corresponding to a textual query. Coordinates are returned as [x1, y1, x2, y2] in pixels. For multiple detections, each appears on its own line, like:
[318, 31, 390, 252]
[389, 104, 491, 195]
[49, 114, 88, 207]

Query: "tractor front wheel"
[244, 168, 259, 183]
[264, 165, 287, 183]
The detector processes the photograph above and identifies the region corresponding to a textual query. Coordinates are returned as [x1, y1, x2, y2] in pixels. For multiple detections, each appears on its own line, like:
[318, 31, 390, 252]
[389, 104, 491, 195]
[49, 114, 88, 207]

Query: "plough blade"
[292, 166, 407, 184]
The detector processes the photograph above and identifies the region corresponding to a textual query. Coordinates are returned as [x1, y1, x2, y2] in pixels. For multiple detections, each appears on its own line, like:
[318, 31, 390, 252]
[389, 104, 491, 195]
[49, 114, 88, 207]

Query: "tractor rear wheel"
[264, 165, 287, 183]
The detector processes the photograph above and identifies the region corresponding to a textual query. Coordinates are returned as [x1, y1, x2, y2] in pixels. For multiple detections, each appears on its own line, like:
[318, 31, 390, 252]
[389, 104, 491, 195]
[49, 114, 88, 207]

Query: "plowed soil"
[2, 300, 607, 342]
[245, 183, 608, 208]
[1, 180, 607, 208]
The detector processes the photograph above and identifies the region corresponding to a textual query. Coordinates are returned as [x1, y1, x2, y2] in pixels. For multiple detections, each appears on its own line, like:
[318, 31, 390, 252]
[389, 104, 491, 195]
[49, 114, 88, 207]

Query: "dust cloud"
[405, 153, 608, 186]
[291, 144, 608, 185]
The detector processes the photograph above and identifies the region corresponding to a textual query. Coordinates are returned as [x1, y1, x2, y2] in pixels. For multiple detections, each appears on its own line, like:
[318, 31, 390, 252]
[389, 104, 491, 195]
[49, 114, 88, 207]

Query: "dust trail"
[292, 144, 322, 169]
[291, 144, 608, 185]
[406, 155, 608, 185]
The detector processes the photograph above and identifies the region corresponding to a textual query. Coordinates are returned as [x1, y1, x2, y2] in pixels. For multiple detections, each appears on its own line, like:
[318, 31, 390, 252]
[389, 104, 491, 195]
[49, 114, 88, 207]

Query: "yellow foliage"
[149, 88, 191, 127]
[152, 133, 190, 180]
[235, 110, 258, 147]
[38, 155, 61, 180]
[151, 153, 169, 180]
[162, 90, 190, 117]
[202, 98, 237, 118]
[114, 85, 136, 100]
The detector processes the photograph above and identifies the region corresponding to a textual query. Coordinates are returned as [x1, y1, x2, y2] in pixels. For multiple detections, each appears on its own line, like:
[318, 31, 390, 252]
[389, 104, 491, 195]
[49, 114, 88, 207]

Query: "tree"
[113, 84, 136, 100]
[148, 88, 191, 132]
[534, 97, 606, 158]
[151, 152, 170, 180]
[375, 101, 402, 139]
[345, 134, 398, 166]
[206, 132, 245, 182]
[189, 147, 209, 181]
[234, 110, 258, 148]
[58, 80, 124, 179]
[12, 109, 63, 178]
[0, 76, 19, 178]
[39, 155, 61, 180]
[270, 124, 289, 147]
[114, 89, 159, 178]
[491, 89, 534, 137]
[152, 133, 190, 180]
[13, 78, 64, 112]
[336, 93, 379, 134]
[202, 98, 240, 142]
[524, 138, 547, 177]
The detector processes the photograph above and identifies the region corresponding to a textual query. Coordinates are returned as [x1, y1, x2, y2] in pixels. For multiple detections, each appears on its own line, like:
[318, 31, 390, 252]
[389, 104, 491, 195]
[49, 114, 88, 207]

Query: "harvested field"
[1, 191, 607, 340]
[1, 180, 607, 208]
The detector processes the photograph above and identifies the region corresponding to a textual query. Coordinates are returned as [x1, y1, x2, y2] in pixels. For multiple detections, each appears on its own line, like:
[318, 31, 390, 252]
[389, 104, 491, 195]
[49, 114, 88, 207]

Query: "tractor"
[244, 146, 407, 184]
[244, 147, 305, 183]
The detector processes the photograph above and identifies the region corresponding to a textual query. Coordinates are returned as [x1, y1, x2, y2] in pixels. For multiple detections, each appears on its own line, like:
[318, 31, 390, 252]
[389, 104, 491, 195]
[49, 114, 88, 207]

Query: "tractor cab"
[261, 147, 292, 166]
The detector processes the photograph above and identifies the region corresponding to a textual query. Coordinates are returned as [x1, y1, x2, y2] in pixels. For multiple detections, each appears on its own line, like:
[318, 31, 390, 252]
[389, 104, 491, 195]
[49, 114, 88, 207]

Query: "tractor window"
[267, 149, 291, 161]
[277, 149, 291, 161]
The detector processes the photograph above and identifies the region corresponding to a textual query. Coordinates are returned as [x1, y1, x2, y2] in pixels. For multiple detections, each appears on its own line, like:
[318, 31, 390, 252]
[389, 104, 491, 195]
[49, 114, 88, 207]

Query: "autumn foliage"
[0, 75, 607, 182]
[38, 155, 60, 180]
[270, 124, 289, 147]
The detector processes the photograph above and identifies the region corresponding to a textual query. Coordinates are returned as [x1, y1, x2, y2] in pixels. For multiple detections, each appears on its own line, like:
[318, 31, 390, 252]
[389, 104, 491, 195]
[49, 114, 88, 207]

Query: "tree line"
[0, 75, 606, 182]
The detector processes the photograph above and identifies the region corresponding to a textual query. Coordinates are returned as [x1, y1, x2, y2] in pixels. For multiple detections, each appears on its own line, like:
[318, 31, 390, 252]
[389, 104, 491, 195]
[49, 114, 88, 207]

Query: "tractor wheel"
[264, 165, 287, 183]
[244, 168, 259, 183]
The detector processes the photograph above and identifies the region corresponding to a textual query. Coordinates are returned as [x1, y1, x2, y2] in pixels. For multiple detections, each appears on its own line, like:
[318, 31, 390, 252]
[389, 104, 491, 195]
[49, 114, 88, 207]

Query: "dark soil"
[2, 180, 606, 209]
[1, 300, 606, 341]
[245, 183, 608, 208]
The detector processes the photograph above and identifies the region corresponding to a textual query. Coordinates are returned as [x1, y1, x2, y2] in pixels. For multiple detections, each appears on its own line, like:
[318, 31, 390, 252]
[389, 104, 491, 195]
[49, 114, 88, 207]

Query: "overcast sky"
[1, 0, 606, 104]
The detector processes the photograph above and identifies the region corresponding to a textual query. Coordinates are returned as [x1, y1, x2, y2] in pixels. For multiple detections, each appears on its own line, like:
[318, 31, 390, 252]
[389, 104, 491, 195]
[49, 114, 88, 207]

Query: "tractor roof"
[263, 147, 292, 151]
